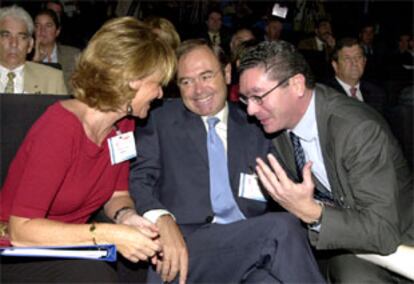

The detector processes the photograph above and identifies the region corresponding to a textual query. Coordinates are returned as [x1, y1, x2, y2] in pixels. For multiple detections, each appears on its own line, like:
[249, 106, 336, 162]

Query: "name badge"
[238, 173, 267, 202]
[107, 131, 137, 165]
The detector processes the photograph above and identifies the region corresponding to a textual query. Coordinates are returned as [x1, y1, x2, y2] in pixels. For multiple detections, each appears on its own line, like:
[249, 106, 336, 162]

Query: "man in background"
[0, 5, 67, 95]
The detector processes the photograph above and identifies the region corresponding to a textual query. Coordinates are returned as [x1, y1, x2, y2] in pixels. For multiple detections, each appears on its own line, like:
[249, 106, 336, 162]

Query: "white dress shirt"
[290, 91, 332, 193]
[42, 44, 58, 63]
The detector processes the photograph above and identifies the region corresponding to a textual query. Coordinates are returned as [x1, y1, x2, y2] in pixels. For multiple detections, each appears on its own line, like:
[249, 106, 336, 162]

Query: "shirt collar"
[335, 77, 360, 94]
[291, 90, 317, 142]
[0, 63, 24, 78]
[202, 102, 229, 128]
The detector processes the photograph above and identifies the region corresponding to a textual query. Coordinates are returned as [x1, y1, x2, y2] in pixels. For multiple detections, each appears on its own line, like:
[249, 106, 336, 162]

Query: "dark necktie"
[207, 117, 245, 224]
[350, 87, 357, 98]
[4, 72, 16, 93]
[289, 132, 334, 204]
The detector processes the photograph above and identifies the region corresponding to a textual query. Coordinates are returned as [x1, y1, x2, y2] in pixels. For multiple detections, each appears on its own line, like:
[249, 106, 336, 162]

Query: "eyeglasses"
[239, 75, 292, 105]
[177, 69, 221, 88]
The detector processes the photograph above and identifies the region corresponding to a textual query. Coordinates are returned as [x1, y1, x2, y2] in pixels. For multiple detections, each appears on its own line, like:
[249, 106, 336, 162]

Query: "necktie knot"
[207, 117, 219, 129]
[7, 72, 15, 80]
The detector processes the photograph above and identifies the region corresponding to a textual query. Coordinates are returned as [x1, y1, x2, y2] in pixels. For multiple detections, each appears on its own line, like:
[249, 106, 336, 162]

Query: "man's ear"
[224, 63, 231, 85]
[331, 61, 338, 74]
[27, 37, 34, 54]
[129, 80, 142, 90]
[290, 73, 306, 97]
[56, 27, 61, 38]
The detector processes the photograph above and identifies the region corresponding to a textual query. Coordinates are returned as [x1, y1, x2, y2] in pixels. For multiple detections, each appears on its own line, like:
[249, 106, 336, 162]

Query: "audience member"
[229, 27, 255, 59]
[386, 31, 414, 101]
[199, 8, 231, 54]
[238, 40, 413, 283]
[0, 16, 176, 282]
[297, 18, 336, 81]
[358, 21, 387, 83]
[229, 38, 258, 102]
[32, 9, 80, 92]
[43, 0, 78, 48]
[0, 5, 67, 95]
[129, 39, 325, 284]
[325, 37, 388, 115]
[263, 16, 284, 42]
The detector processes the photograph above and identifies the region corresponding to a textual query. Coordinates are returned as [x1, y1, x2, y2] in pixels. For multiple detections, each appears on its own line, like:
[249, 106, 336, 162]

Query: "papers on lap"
[356, 245, 414, 280]
[0, 244, 117, 262]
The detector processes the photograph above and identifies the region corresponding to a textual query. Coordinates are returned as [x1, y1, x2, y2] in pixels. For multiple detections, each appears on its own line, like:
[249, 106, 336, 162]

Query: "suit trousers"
[147, 212, 325, 283]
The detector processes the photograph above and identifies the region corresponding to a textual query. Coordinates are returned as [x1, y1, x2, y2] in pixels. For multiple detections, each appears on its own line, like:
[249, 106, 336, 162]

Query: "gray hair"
[238, 40, 315, 89]
[0, 5, 34, 35]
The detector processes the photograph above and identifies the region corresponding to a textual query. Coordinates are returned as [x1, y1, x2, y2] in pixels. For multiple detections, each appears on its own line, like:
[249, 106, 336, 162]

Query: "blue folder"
[0, 244, 117, 262]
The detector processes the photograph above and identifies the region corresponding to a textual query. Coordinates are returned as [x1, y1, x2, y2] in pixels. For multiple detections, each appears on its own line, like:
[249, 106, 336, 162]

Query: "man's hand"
[155, 215, 188, 284]
[256, 154, 322, 223]
[118, 210, 159, 235]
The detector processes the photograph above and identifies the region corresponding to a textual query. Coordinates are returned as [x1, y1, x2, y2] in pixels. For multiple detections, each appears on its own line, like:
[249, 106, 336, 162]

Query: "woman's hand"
[107, 224, 161, 263]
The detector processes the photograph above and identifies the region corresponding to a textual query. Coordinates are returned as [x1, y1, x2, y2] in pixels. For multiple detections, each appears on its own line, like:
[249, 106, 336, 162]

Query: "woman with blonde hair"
[0, 17, 176, 282]
[144, 16, 181, 50]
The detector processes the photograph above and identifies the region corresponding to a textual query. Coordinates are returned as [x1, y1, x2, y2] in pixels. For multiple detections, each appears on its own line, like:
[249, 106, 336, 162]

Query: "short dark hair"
[315, 17, 331, 29]
[331, 37, 364, 62]
[35, 9, 60, 29]
[238, 40, 315, 89]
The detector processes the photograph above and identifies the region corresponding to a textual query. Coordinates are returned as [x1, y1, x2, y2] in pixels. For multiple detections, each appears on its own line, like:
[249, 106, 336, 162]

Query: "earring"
[126, 104, 133, 116]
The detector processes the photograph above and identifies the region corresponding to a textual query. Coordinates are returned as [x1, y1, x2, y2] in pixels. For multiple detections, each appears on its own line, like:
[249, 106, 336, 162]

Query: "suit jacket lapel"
[314, 85, 341, 201]
[23, 63, 41, 94]
[227, 105, 249, 193]
[272, 132, 298, 181]
[182, 107, 209, 165]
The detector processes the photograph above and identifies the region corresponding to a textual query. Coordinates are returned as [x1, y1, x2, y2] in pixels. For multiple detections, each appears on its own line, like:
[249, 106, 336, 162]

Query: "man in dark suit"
[297, 18, 336, 81]
[324, 37, 387, 116]
[198, 8, 231, 55]
[238, 41, 413, 283]
[129, 39, 324, 284]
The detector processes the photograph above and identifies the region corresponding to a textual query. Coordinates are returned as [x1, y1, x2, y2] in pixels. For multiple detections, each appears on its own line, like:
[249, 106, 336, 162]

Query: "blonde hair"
[72, 17, 176, 112]
[144, 17, 181, 50]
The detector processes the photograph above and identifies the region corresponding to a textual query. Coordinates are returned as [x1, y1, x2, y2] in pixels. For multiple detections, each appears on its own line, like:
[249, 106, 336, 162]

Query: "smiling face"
[0, 16, 33, 69]
[177, 45, 229, 116]
[129, 72, 164, 119]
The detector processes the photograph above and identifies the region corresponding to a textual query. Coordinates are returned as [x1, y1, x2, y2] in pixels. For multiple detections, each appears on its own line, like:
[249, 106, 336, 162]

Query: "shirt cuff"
[143, 209, 175, 224]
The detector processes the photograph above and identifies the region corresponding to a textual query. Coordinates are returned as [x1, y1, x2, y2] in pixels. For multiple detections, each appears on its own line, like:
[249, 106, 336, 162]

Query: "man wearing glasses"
[238, 41, 413, 282]
[129, 39, 324, 283]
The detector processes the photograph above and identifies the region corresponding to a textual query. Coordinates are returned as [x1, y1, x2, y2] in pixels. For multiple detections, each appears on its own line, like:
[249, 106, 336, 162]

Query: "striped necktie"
[289, 132, 334, 204]
[4, 72, 16, 93]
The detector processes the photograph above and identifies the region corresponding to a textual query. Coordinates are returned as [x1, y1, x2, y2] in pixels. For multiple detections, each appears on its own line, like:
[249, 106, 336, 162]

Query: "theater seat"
[0, 94, 71, 187]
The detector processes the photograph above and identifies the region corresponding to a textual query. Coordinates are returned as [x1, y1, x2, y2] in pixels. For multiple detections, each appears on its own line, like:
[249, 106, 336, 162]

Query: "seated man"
[238, 40, 413, 283]
[324, 37, 388, 116]
[129, 39, 324, 283]
[0, 5, 67, 95]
